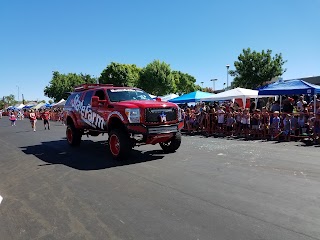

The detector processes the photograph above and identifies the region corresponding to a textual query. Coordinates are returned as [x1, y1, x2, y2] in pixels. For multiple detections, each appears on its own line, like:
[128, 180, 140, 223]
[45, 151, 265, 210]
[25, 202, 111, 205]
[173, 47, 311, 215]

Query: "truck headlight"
[177, 106, 183, 121]
[125, 108, 140, 123]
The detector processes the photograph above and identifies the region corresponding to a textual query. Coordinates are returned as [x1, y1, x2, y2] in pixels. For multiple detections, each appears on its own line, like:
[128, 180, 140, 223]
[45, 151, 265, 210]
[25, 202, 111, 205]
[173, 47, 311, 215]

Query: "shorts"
[252, 125, 259, 130]
[242, 124, 250, 130]
[226, 126, 233, 131]
[30, 119, 37, 123]
[44, 119, 49, 125]
[10, 120, 16, 123]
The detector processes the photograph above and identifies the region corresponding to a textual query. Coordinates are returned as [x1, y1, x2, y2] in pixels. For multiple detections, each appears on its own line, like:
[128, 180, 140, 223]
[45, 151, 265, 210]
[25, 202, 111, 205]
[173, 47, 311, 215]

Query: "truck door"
[91, 89, 109, 130]
[81, 90, 94, 128]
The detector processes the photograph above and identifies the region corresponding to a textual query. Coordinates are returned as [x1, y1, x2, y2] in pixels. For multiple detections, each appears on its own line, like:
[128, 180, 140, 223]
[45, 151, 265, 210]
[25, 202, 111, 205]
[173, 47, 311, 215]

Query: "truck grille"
[148, 125, 178, 134]
[145, 108, 177, 123]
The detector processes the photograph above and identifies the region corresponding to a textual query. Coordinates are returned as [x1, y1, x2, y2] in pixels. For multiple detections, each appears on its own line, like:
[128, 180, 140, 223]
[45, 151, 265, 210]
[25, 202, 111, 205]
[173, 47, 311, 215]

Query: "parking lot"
[0, 118, 320, 240]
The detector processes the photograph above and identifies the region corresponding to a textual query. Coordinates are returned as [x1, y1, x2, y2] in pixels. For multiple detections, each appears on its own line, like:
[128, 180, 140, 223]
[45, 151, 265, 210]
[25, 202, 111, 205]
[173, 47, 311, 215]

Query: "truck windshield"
[107, 89, 153, 102]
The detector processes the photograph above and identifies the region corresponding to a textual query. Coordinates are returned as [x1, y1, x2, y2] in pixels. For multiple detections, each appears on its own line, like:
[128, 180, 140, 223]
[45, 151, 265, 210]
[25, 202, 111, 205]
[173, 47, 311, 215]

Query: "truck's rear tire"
[66, 124, 82, 146]
[108, 129, 132, 160]
[159, 132, 182, 153]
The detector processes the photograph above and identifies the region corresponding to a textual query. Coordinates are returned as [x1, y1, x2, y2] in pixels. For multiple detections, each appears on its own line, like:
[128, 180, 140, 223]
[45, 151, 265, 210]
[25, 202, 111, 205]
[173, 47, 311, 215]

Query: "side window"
[83, 91, 94, 106]
[94, 89, 106, 100]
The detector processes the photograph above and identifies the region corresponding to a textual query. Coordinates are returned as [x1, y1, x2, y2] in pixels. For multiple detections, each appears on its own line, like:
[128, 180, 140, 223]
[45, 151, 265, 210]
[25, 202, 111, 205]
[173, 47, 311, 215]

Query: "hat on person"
[274, 111, 279, 114]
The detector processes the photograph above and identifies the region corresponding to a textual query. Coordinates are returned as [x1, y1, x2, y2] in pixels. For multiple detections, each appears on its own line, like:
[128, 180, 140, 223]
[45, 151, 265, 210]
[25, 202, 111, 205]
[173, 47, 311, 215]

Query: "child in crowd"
[235, 109, 242, 136]
[313, 111, 320, 144]
[297, 112, 307, 135]
[283, 114, 292, 141]
[291, 114, 299, 139]
[260, 107, 270, 139]
[241, 109, 250, 138]
[226, 112, 235, 136]
[217, 107, 225, 134]
[29, 109, 37, 132]
[209, 108, 217, 135]
[271, 111, 280, 140]
[251, 109, 261, 138]
[9, 112, 17, 126]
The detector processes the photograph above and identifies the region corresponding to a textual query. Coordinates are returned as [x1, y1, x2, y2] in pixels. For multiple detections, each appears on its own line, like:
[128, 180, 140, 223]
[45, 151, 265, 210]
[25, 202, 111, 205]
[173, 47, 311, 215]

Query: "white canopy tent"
[32, 102, 45, 110]
[158, 93, 179, 102]
[15, 104, 25, 109]
[52, 99, 66, 108]
[200, 87, 272, 107]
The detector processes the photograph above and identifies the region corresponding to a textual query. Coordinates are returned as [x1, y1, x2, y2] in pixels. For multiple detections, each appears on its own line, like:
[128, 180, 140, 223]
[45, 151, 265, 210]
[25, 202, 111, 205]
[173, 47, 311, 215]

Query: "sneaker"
[34, 129, 36, 132]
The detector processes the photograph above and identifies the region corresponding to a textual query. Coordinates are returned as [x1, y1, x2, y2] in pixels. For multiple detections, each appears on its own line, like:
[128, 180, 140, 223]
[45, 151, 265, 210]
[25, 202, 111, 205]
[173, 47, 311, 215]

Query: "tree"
[48, 100, 53, 104]
[99, 62, 141, 87]
[172, 71, 198, 94]
[138, 60, 175, 96]
[44, 71, 96, 102]
[229, 48, 287, 89]
[201, 87, 215, 93]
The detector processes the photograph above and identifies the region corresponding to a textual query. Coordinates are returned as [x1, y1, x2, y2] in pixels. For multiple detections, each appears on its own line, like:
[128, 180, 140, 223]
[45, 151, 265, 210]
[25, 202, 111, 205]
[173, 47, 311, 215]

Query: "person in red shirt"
[41, 109, 51, 130]
[29, 109, 37, 132]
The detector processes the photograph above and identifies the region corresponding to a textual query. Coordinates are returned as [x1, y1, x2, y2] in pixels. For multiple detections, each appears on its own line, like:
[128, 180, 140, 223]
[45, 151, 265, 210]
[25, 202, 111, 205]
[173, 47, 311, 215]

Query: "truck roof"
[73, 84, 139, 92]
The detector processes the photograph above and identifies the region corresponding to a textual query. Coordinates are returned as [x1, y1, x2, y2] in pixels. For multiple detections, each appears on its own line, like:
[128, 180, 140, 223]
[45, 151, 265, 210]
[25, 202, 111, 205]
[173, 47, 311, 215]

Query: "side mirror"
[156, 97, 162, 102]
[91, 96, 99, 107]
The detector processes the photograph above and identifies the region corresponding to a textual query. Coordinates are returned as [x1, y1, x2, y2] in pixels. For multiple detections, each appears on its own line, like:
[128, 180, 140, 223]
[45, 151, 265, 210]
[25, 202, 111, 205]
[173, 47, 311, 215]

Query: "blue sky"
[1, 0, 319, 102]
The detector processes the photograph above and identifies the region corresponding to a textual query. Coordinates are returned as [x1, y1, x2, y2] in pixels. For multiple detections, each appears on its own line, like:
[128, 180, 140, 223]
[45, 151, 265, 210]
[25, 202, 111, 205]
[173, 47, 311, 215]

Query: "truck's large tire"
[159, 132, 182, 153]
[66, 124, 82, 146]
[108, 129, 132, 160]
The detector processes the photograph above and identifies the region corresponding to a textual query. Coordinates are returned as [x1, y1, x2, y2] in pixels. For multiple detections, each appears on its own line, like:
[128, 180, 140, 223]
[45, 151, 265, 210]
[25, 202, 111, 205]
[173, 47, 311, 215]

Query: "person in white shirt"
[296, 96, 307, 112]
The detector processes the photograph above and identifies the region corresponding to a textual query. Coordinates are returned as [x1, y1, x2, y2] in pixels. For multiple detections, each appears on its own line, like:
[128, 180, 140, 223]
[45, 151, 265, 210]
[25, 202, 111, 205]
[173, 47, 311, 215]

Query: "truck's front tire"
[109, 129, 132, 160]
[160, 132, 182, 153]
[66, 124, 82, 146]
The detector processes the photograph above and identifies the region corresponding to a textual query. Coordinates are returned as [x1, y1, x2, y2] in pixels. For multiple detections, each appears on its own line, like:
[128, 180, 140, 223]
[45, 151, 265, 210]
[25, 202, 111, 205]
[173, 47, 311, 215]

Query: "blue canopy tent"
[258, 79, 320, 95]
[258, 79, 320, 113]
[169, 91, 215, 104]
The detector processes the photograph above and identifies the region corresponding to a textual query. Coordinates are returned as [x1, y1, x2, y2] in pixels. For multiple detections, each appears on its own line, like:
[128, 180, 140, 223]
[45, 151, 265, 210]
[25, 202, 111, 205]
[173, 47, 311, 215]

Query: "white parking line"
[0, 195, 3, 205]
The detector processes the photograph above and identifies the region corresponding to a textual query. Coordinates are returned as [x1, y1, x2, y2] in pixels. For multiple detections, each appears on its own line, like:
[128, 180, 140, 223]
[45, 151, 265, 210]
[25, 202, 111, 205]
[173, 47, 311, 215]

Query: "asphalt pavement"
[0, 117, 320, 240]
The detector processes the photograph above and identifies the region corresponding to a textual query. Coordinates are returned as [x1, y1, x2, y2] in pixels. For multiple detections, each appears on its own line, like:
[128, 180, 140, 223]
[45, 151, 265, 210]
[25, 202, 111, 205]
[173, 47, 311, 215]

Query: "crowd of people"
[179, 95, 320, 144]
[0, 108, 65, 131]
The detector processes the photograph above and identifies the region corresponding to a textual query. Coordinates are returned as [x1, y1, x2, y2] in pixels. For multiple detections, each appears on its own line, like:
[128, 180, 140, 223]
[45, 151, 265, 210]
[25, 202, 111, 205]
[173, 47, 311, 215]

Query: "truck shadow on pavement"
[20, 139, 165, 171]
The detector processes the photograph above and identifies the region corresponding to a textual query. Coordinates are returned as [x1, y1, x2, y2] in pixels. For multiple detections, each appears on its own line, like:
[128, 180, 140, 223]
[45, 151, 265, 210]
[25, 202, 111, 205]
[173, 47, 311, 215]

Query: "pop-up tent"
[258, 79, 320, 113]
[158, 93, 179, 102]
[200, 87, 264, 107]
[52, 99, 66, 108]
[15, 104, 25, 109]
[32, 102, 45, 110]
[169, 91, 215, 103]
[258, 79, 320, 95]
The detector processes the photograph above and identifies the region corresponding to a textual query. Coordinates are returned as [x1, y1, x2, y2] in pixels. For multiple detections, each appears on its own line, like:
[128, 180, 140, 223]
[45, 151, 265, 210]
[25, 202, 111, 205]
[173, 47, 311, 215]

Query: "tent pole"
[280, 95, 282, 113]
[314, 94, 317, 114]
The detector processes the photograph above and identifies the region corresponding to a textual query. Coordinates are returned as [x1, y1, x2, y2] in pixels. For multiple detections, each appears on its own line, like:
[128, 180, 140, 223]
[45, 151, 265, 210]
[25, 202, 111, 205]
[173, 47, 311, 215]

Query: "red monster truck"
[63, 84, 184, 159]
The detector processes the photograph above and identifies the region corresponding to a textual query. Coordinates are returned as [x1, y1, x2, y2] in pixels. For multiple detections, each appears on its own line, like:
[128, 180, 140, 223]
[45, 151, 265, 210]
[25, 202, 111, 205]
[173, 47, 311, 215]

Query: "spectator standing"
[271, 101, 280, 113]
[283, 99, 293, 113]
[41, 109, 51, 130]
[9, 112, 17, 126]
[283, 114, 292, 141]
[29, 109, 37, 132]
[296, 96, 307, 112]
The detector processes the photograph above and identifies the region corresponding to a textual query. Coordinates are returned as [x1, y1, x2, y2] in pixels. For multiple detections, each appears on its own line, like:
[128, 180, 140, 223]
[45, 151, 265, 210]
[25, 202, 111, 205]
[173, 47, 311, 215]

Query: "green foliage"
[48, 100, 53, 104]
[138, 60, 176, 96]
[230, 48, 287, 89]
[201, 87, 215, 93]
[99, 62, 141, 87]
[44, 71, 96, 102]
[172, 71, 198, 95]
[0, 94, 17, 109]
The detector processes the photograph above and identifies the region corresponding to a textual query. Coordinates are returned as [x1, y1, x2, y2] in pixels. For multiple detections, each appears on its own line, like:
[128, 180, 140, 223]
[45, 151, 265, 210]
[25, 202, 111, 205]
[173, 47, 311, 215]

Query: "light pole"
[226, 64, 230, 88]
[210, 79, 218, 91]
[201, 81, 204, 87]
[16, 85, 20, 101]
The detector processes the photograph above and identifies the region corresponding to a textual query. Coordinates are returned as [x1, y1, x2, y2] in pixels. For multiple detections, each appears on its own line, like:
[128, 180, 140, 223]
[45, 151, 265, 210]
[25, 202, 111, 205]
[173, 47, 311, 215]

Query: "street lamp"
[201, 81, 204, 87]
[226, 64, 230, 88]
[210, 79, 218, 91]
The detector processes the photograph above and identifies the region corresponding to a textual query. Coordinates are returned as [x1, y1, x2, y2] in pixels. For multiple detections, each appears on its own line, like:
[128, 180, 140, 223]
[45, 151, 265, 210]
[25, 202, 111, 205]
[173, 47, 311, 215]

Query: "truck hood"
[113, 100, 177, 109]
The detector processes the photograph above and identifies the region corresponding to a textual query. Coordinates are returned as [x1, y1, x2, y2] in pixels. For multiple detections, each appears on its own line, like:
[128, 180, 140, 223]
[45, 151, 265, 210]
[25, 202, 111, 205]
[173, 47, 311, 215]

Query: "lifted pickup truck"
[63, 84, 184, 159]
